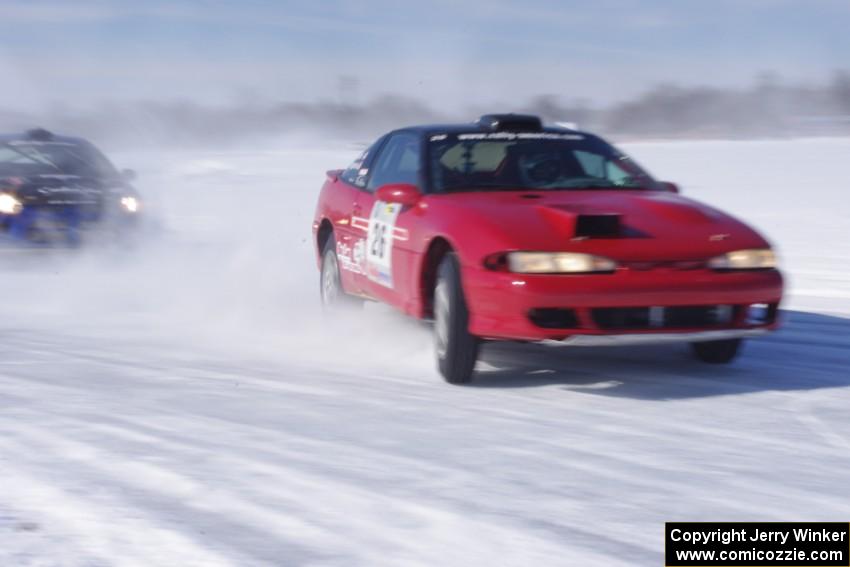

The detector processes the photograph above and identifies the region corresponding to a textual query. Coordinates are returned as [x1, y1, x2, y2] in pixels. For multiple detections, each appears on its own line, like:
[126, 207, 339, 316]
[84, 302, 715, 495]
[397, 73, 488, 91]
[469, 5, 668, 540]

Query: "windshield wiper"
[558, 185, 640, 190]
[550, 179, 646, 190]
[444, 183, 533, 192]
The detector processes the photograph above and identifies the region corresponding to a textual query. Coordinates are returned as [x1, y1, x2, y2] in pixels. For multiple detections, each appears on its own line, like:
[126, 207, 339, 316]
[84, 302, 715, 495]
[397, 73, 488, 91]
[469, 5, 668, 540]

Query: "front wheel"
[691, 338, 742, 364]
[434, 253, 479, 384]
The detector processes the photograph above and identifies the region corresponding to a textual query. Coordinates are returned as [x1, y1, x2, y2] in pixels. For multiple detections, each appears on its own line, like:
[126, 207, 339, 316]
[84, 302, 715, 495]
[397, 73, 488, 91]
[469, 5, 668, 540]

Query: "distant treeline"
[3, 72, 850, 146]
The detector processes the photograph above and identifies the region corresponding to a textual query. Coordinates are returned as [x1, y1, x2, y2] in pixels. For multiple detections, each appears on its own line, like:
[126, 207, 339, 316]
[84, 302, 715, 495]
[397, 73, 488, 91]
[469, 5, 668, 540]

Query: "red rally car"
[312, 114, 783, 384]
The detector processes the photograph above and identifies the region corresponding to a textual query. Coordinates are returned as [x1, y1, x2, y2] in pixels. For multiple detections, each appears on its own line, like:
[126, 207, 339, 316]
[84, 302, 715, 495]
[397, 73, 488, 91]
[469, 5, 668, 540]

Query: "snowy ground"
[1, 138, 849, 566]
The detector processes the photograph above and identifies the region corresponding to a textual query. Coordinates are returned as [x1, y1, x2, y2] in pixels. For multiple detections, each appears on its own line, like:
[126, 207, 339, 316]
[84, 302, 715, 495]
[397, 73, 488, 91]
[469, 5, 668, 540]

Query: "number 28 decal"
[366, 201, 401, 288]
[370, 222, 388, 259]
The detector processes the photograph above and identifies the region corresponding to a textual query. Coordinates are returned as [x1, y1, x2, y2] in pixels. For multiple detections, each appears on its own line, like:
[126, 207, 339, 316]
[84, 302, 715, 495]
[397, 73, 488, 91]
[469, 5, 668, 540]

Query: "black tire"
[320, 235, 362, 310]
[433, 253, 479, 384]
[691, 338, 742, 364]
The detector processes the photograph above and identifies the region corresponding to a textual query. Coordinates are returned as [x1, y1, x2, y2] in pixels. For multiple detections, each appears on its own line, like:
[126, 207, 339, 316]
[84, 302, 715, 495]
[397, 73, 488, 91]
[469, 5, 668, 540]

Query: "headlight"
[0, 193, 22, 215]
[708, 249, 776, 270]
[120, 196, 140, 213]
[506, 252, 617, 274]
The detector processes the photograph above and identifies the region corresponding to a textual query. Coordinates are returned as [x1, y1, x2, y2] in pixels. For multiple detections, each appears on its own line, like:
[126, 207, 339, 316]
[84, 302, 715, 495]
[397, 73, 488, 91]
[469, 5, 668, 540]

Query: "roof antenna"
[26, 128, 54, 141]
[477, 114, 543, 132]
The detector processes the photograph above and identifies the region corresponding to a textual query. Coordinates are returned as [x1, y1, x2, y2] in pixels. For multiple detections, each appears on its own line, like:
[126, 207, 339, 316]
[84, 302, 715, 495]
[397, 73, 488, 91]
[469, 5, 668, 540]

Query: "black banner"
[665, 522, 850, 566]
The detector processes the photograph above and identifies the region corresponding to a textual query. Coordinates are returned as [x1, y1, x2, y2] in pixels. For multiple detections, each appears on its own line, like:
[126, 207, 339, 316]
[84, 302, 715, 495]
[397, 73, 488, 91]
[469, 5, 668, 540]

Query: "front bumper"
[1, 206, 138, 245]
[463, 266, 784, 341]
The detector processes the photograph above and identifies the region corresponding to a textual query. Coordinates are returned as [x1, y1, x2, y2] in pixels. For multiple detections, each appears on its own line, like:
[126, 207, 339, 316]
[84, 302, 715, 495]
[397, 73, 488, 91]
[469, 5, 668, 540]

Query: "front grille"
[591, 305, 735, 330]
[621, 260, 706, 271]
[528, 308, 579, 329]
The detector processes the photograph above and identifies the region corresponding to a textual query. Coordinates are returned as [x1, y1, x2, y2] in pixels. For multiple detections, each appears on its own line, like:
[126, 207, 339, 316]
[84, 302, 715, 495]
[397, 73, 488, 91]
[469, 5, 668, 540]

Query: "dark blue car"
[0, 129, 141, 246]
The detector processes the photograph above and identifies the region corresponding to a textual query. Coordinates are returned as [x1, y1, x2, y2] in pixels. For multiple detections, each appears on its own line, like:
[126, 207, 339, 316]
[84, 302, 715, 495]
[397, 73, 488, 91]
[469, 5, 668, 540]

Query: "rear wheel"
[691, 338, 742, 364]
[320, 236, 362, 310]
[434, 253, 479, 384]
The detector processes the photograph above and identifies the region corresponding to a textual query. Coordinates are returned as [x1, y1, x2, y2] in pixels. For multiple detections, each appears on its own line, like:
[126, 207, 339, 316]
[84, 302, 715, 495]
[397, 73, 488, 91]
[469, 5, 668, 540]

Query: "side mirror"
[375, 183, 422, 206]
[658, 181, 680, 194]
[121, 168, 137, 182]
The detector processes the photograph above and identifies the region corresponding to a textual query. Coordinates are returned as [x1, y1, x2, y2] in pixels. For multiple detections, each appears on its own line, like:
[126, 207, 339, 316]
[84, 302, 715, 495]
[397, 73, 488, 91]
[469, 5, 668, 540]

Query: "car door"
[354, 131, 423, 308]
[328, 137, 385, 295]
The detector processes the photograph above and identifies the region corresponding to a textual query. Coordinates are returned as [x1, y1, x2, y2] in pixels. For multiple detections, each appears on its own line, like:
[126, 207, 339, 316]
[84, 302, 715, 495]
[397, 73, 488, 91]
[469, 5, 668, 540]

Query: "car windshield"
[428, 132, 656, 193]
[0, 140, 118, 179]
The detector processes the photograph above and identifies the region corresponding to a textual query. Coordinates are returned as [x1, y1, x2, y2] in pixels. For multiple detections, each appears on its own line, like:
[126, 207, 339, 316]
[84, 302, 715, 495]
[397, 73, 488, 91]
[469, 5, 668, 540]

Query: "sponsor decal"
[455, 132, 584, 141]
[430, 132, 585, 142]
[336, 239, 366, 275]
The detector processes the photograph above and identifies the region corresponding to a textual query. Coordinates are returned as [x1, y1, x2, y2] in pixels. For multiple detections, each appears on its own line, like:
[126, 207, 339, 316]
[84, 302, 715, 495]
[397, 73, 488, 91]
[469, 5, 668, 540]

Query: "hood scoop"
[575, 214, 621, 238]
[536, 204, 624, 240]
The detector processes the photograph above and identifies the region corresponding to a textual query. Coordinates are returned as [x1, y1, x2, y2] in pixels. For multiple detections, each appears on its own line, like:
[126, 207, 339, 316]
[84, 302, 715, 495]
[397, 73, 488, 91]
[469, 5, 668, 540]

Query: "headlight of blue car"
[0, 193, 23, 215]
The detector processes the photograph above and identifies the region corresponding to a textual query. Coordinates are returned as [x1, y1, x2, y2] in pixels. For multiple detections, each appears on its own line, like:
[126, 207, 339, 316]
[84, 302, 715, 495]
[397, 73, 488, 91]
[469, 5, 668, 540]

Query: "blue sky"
[0, 0, 848, 109]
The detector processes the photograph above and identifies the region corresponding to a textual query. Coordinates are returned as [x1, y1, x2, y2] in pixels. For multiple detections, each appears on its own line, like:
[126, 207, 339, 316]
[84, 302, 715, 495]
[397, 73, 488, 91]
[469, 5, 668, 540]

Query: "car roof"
[402, 123, 592, 136]
[0, 129, 90, 145]
[392, 114, 595, 139]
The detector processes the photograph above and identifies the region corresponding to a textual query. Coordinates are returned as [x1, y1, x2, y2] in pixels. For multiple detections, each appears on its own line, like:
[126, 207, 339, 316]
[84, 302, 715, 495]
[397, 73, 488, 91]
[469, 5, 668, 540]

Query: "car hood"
[428, 189, 771, 262]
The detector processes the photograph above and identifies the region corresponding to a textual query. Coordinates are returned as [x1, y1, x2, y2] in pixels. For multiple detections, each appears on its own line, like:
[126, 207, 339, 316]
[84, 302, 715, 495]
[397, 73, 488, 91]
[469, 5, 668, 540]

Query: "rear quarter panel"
[313, 175, 363, 293]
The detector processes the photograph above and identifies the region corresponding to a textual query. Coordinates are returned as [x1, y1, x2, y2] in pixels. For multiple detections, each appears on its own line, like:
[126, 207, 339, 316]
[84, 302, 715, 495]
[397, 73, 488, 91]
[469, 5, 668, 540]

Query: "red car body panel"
[313, 138, 783, 343]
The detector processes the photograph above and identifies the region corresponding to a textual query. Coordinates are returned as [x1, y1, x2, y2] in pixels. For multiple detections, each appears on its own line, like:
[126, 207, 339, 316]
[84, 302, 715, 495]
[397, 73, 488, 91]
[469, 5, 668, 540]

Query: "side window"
[340, 138, 382, 188]
[366, 132, 421, 192]
[83, 143, 119, 179]
[576, 149, 635, 186]
[574, 150, 605, 178]
[605, 160, 632, 185]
